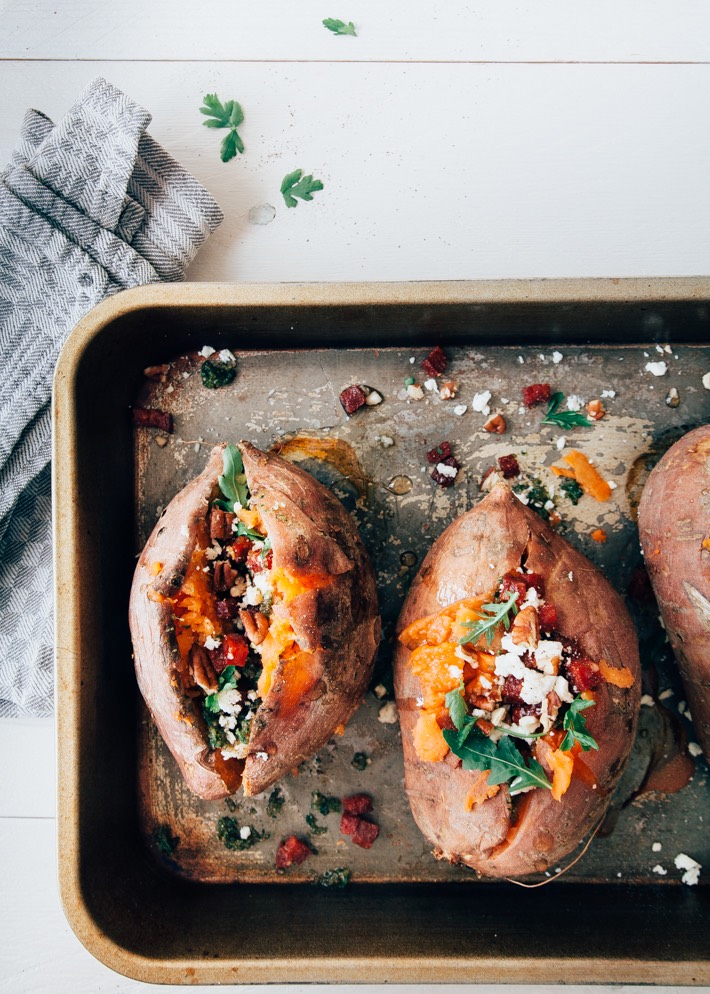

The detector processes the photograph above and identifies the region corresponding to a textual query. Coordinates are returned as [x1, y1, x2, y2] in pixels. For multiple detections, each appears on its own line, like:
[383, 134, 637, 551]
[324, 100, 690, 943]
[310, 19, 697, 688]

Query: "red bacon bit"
[340, 812, 361, 836]
[565, 657, 602, 693]
[421, 346, 448, 378]
[501, 676, 525, 705]
[431, 456, 460, 488]
[131, 407, 173, 433]
[353, 819, 379, 849]
[215, 598, 241, 620]
[247, 546, 273, 573]
[339, 384, 367, 415]
[500, 573, 528, 602]
[523, 572, 545, 596]
[211, 633, 249, 672]
[426, 441, 453, 464]
[498, 454, 520, 479]
[343, 793, 373, 816]
[227, 536, 251, 562]
[558, 634, 583, 660]
[510, 702, 542, 725]
[538, 603, 558, 633]
[275, 835, 312, 869]
[435, 711, 457, 731]
[522, 383, 551, 408]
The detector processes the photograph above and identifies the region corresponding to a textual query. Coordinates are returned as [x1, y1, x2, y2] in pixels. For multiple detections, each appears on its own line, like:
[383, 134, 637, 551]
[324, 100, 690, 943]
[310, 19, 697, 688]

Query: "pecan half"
[189, 644, 218, 693]
[483, 413, 507, 434]
[511, 605, 540, 650]
[239, 609, 269, 646]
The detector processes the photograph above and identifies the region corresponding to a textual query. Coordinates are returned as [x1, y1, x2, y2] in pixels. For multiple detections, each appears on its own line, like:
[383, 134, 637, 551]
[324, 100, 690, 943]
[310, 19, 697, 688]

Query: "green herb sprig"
[541, 392, 592, 429]
[217, 817, 268, 851]
[214, 444, 249, 512]
[443, 723, 551, 794]
[459, 592, 519, 646]
[200, 93, 245, 162]
[281, 169, 324, 208]
[560, 696, 599, 752]
[323, 18, 357, 35]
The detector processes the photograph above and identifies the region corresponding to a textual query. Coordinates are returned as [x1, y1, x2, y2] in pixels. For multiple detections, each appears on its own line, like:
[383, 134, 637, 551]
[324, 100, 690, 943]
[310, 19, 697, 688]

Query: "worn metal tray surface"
[54, 280, 710, 985]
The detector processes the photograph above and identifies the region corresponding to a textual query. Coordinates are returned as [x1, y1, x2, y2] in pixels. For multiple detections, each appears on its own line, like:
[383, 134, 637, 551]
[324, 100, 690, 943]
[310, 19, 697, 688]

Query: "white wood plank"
[1, 0, 709, 63]
[0, 717, 55, 818]
[1, 61, 708, 283]
[0, 820, 706, 993]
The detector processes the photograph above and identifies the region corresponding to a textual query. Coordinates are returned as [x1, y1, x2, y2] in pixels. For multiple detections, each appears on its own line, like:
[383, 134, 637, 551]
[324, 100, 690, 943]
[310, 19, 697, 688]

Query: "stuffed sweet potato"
[393, 484, 640, 878]
[638, 423, 710, 760]
[129, 441, 380, 800]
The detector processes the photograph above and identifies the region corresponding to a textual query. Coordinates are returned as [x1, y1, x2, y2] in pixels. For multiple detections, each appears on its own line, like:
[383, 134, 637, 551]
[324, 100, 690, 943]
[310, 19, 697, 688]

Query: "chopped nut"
[143, 363, 170, 381]
[189, 644, 218, 693]
[155, 435, 168, 448]
[239, 609, 269, 646]
[586, 399, 605, 421]
[511, 605, 540, 650]
[439, 379, 457, 399]
[666, 387, 680, 408]
[483, 413, 506, 434]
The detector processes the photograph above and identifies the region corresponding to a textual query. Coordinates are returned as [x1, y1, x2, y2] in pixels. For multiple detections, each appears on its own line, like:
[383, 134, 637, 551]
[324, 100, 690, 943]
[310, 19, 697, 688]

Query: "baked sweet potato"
[638, 424, 710, 760]
[129, 442, 380, 800]
[393, 484, 640, 878]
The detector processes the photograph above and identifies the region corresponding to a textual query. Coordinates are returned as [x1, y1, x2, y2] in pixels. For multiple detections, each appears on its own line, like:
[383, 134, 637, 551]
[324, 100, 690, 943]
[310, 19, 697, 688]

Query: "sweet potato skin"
[129, 442, 380, 800]
[638, 424, 710, 760]
[393, 485, 640, 878]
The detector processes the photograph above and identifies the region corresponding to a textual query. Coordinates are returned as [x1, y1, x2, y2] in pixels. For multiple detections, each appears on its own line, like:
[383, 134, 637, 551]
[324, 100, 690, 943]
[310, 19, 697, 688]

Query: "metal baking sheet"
[134, 340, 710, 886]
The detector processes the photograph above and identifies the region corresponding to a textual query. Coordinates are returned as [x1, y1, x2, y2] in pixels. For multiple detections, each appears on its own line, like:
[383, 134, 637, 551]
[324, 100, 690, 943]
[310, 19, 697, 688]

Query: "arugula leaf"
[323, 17, 357, 35]
[541, 391, 592, 429]
[200, 93, 245, 162]
[444, 685, 468, 731]
[217, 444, 249, 511]
[281, 169, 324, 208]
[234, 521, 266, 542]
[443, 727, 551, 794]
[560, 696, 599, 752]
[459, 592, 519, 646]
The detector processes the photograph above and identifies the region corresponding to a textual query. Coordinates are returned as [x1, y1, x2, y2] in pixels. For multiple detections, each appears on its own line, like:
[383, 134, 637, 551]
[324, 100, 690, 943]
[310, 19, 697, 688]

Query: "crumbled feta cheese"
[652, 865, 668, 876]
[406, 384, 424, 400]
[608, 480, 618, 490]
[489, 707, 507, 727]
[652, 842, 662, 852]
[534, 640, 563, 675]
[199, 345, 216, 358]
[453, 404, 468, 416]
[515, 715, 541, 736]
[514, 490, 529, 505]
[494, 653, 527, 680]
[500, 633, 527, 657]
[522, 587, 541, 609]
[219, 349, 236, 364]
[243, 583, 263, 606]
[519, 670, 558, 707]
[436, 461, 458, 478]
[375, 434, 395, 448]
[556, 436, 566, 451]
[688, 742, 703, 758]
[415, 695, 424, 706]
[204, 545, 220, 561]
[552, 351, 563, 364]
[656, 344, 665, 354]
[640, 694, 655, 707]
[645, 361, 667, 377]
[553, 675, 574, 703]
[658, 688, 674, 701]
[230, 578, 247, 599]
[166, 384, 174, 394]
[365, 389, 383, 406]
[216, 687, 243, 714]
[239, 826, 252, 840]
[544, 499, 555, 511]
[378, 700, 399, 724]
[204, 635, 222, 651]
[423, 378, 438, 392]
[472, 390, 492, 416]
[601, 389, 616, 398]
[568, 571, 574, 582]
[252, 571, 273, 598]
[222, 742, 249, 759]
[373, 683, 388, 699]
[409, 356, 416, 364]
[247, 690, 257, 701]
[702, 371, 710, 390]
[674, 853, 702, 886]
[566, 395, 583, 412]
[455, 644, 477, 664]
[256, 751, 269, 760]
[447, 664, 463, 679]
[518, 356, 525, 364]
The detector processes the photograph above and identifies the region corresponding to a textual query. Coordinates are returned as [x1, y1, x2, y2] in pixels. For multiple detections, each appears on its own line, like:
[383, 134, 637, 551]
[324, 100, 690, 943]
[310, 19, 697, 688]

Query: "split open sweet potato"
[129, 442, 380, 800]
[393, 484, 640, 878]
[638, 424, 710, 761]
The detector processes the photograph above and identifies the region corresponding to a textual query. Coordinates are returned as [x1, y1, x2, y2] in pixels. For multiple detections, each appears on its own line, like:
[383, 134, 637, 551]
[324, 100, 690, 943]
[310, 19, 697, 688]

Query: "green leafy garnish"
[217, 817, 268, 851]
[560, 477, 584, 505]
[200, 93, 245, 162]
[214, 444, 249, 512]
[351, 751, 369, 771]
[512, 477, 555, 521]
[201, 357, 237, 389]
[306, 813, 328, 836]
[266, 787, 285, 819]
[459, 592, 519, 646]
[560, 696, 599, 753]
[541, 392, 592, 429]
[281, 169, 324, 208]
[443, 726, 551, 794]
[313, 867, 351, 888]
[153, 825, 179, 856]
[234, 521, 266, 542]
[323, 18, 357, 35]
[311, 791, 342, 816]
[444, 684, 468, 731]
[259, 537, 272, 558]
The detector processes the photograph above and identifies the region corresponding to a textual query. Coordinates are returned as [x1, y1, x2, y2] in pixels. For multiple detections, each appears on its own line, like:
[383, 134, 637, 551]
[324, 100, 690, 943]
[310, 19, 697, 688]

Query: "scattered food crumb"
[155, 435, 168, 448]
[556, 436, 566, 451]
[483, 413, 506, 434]
[373, 684, 387, 699]
[640, 694, 655, 707]
[199, 345, 216, 358]
[378, 701, 398, 724]
[566, 395, 584, 412]
[364, 388, 383, 406]
[453, 404, 468, 416]
[674, 853, 702, 886]
[427, 441, 453, 464]
[586, 399, 605, 421]
[375, 434, 395, 448]
[591, 528, 607, 543]
[652, 842, 662, 852]
[440, 380, 457, 399]
[351, 752, 370, 771]
[407, 383, 425, 401]
[498, 454, 520, 479]
[688, 742, 703, 758]
[552, 351, 563, 364]
[339, 384, 367, 415]
[601, 389, 616, 398]
[645, 361, 668, 377]
[652, 864, 668, 876]
[421, 346, 447, 378]
[702, 371, 710, 390]
[522, 383, 551, 407]
[666, 387, 680, 408]
[472, 390, 492, 416]
[276, 835, 312, 869]
[658, 689, 674, 701]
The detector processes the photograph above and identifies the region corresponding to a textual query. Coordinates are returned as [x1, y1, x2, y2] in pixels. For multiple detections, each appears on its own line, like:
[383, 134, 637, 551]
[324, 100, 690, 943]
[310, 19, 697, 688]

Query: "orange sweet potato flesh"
[129, 442, 380, 800]
[638, 424, 710, 761]
[393, 484, 640, 878]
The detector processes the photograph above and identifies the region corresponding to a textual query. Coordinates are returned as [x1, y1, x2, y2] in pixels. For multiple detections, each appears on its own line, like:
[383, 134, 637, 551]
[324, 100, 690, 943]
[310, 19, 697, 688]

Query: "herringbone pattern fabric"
[0, 77, 223, 716]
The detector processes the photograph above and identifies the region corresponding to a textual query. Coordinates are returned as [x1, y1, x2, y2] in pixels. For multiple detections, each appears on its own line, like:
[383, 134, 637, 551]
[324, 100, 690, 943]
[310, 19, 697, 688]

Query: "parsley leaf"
[323, 18, 357, 35]
[200, 93, 245, 162]
[560, 477, 584, 505]
[443, 727, 551, 794]
[560, 696, 599, 752]
[281, 169, 324, 208]
[541, 391, 592, 429]
[459, 592, 519, 646]
[214, 443, 249, 512]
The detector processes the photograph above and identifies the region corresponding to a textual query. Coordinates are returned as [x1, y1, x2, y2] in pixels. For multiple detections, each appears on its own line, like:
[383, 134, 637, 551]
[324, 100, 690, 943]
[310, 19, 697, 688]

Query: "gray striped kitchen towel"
[0, 77, 223, 717]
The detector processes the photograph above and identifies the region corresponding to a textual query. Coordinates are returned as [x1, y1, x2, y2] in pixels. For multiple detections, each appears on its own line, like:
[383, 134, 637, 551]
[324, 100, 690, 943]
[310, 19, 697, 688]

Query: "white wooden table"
[1, 3, 708, 990]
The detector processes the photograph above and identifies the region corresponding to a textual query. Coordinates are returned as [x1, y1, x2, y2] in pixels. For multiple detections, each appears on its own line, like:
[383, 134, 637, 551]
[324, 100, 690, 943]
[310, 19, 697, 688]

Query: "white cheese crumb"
[256, 751, 269, 761]
[409, 356, 416, 364]
[365, 390, 383, 406]
[447, 664, 463, 679]
[218, 348, 236, 363]
[375, 434, 395, 448]
[415, 696, 424, 707]
[674, 853, 702, 886]
[645, 360, 667, 377]
[489, 562, 496, 570]
[204, 635, 222, 651]
[204, 545, 220, 561]
[472, 390, 492, 416]
[423, 378, 439, 392]
[518, 356, 525, 364]
[658, 688, 674, 701]
[544, 499, 555, 510]
[406, 384, 424, 400]
[640, 694, 655, 707]
[608, 480, 618, 490]
[436, 462, 458, 479]
[552, 351, 563, 364]
[166, 384, 174, 393]
[664, 344, 672, 354]
[514, 490, 529, 505]
[688, 742, 703, 758]
[230, 579, 247, 599]
[453, 404, 468, 416]
[239, 826, 252, 840]
[556, 436, 566, 451]
[378, 700, 399, 724]
[182, 371, 190, 379]
[566, 395, 583, 412]
[652, 842, 662, 852]
[601, 389, 616, 398]
[373, 683, 388, 699]
[656, 344, 665, 354]
[534, 640, 563, 675]
[568, 571, 574, 582]
[652, 865, 668, 876]
[702, 371, 710, 390]
[242, 583, 263, 606]
[199, 345, 216, 358]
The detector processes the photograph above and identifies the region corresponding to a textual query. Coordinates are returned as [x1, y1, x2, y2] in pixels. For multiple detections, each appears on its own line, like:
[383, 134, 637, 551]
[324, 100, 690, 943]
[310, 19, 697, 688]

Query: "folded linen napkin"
[0, 77, 223, 717]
